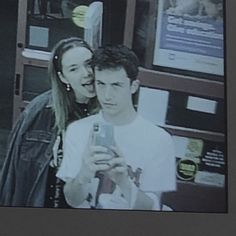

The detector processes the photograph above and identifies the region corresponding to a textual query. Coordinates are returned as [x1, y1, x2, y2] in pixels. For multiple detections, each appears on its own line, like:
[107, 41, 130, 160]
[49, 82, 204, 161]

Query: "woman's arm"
[0, 112, 25, 205]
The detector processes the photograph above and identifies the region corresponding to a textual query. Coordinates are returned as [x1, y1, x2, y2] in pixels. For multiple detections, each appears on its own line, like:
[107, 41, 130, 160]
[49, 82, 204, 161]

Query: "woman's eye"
[69, 67, 78, 72]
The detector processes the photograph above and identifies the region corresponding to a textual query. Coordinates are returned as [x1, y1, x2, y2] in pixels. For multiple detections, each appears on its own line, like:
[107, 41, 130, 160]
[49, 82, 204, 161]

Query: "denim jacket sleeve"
[0, 111, 26, 205]
[0, 90, 53, 206]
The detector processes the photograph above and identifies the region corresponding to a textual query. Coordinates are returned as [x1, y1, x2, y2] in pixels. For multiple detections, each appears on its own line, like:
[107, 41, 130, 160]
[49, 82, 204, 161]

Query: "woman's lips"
[82, 80, 94, 92]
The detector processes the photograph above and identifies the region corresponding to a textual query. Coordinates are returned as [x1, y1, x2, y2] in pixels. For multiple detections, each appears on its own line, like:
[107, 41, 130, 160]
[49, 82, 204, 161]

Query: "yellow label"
[177, 159, 198, 181]
[72, 5, 89, 28]
[185, 138, 203, 158]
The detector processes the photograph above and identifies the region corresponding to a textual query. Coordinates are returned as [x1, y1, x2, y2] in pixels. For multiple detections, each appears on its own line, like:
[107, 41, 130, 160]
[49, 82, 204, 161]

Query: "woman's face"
[59, 46, 95, 103]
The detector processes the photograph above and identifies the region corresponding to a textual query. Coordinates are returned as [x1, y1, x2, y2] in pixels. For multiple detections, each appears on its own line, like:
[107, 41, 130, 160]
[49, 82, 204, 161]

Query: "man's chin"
[101, 107, 117, 115]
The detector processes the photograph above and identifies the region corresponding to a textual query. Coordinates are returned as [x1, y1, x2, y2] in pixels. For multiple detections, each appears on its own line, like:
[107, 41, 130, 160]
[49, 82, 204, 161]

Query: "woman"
[0, 37, 98, 208]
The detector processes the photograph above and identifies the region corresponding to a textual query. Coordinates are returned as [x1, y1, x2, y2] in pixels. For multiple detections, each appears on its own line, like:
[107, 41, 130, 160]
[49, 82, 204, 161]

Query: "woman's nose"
[82, 66, 91, 76]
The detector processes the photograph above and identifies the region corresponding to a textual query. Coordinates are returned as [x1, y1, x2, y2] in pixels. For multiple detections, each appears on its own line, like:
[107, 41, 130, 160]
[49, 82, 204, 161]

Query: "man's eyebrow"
[96, 79, 105, 83]
[112, 82, 124, 85]
[84, 59, 92, 65]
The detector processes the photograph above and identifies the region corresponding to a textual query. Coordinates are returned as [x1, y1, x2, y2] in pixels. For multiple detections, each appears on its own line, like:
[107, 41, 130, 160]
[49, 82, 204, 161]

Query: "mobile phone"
[92, 122, 115, 149]
[92, 123, 115, 165]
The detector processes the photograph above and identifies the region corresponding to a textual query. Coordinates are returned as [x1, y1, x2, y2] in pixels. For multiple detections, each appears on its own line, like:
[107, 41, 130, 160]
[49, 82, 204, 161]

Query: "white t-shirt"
[57, 112, 176, 209]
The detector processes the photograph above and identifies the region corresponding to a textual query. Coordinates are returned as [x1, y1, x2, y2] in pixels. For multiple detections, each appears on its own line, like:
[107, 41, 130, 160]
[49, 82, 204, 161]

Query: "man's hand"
[78, 145, 113, 184]
[103, 146, 133, 204]
[105, 146, 129, 185]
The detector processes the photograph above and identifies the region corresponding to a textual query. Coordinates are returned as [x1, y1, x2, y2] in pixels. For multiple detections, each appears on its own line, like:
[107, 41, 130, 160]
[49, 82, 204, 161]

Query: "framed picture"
[153, 0, 224, 76]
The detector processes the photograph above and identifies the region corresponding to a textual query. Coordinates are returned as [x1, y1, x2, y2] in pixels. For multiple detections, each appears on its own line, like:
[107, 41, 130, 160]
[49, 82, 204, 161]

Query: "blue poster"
[153, 0, 224, 76]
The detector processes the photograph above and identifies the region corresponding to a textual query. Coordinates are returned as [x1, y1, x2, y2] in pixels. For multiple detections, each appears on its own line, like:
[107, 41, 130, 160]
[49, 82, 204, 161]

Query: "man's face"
[201, 0, 220, 18]
[95, 67, 138, 116]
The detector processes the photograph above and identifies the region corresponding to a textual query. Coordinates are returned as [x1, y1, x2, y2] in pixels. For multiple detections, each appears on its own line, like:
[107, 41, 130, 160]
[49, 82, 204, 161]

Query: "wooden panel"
[161, 125, 225, 142]
[138, 67, 225, 99]
[143, 0, 158, 68]
[123, 0, 136, 47]
[22, 58, 49, 68]
[13, 0, 28, 124]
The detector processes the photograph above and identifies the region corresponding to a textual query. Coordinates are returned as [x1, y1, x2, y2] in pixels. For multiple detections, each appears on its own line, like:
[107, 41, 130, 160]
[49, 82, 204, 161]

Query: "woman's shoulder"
[24, 90, 52, 113]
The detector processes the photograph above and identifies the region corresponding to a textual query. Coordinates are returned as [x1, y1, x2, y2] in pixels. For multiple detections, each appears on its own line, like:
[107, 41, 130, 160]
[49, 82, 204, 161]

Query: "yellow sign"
[72, 5, 89, 28]
[177, 159, 198, 181]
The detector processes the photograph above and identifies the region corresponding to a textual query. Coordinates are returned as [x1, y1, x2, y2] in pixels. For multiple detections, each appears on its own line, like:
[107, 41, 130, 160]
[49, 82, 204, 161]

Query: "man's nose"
[104, 86, 112, 100]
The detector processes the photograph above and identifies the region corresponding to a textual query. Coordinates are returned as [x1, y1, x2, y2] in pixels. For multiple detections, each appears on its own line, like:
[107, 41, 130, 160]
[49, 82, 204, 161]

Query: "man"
[166, 0, 199, 16]
[57, 45, 176, 210]
[198, 0, 223, 20]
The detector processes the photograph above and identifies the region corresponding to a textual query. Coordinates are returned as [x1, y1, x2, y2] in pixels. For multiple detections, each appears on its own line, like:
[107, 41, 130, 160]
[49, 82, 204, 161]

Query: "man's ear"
[57, 71, 67, 84]
[131, 80, 140, 94]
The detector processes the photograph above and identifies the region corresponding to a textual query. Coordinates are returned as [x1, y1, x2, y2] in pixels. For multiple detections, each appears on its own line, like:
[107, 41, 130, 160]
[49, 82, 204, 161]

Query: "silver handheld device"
[92, 122, 115, 164]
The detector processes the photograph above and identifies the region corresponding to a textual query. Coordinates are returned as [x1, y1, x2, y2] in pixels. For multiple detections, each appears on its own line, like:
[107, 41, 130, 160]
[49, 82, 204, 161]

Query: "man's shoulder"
[136, 115, 172, 140]
[136, 116, 174, 155]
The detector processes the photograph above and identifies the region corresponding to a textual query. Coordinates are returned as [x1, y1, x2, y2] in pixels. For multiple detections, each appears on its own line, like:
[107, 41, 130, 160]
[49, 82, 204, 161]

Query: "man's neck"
[102, 108, 137, 126]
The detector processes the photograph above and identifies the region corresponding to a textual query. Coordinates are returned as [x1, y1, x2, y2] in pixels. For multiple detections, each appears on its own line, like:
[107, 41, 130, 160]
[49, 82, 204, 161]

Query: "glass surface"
[23, 65, 50, 101]
[25, 0, 97, 51]
[132, 0, 224, 80]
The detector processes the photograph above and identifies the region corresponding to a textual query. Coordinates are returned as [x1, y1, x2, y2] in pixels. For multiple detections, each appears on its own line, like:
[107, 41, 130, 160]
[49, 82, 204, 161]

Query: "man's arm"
[134, 191, 162, 210]
[57, 123, 114, 208]
[113, 171, 161, 210]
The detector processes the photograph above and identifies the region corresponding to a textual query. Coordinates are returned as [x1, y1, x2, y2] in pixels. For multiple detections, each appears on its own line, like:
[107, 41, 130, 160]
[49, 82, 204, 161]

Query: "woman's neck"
[75, 96, 89, 104]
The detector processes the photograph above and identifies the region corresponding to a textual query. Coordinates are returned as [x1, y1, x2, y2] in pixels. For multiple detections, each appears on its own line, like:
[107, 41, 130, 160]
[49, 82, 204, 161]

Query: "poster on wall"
[153, 0, 224, 76]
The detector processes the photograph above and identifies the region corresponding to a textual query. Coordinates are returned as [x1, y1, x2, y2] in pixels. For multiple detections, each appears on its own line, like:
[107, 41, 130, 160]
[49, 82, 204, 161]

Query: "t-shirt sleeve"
[56, 122, 88, 182]
[140, 130, 176, 192]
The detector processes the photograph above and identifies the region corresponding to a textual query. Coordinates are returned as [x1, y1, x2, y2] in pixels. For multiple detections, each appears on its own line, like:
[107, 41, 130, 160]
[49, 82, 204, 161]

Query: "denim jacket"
[0, 90, 58, 207]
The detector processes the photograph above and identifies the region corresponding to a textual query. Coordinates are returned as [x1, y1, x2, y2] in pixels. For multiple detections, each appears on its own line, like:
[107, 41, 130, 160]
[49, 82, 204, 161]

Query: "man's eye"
[85, 64, 92, 70]
[113, 84, 121, 87]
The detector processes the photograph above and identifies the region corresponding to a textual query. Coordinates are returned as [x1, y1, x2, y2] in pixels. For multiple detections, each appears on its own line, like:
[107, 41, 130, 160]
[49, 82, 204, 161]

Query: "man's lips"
[102, 102, 115, 107]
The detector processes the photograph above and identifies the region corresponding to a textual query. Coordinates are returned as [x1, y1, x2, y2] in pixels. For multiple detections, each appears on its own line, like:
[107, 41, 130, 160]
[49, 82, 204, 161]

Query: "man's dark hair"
[91, 45, 140, 81]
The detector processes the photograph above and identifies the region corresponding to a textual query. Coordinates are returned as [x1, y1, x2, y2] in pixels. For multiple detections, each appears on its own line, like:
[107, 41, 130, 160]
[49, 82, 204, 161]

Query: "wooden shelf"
[138, 67, 224, 99]
[160, 124, 224, 142]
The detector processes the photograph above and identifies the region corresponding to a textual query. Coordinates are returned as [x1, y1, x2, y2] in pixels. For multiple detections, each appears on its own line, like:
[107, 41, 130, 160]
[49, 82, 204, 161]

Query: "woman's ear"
[131, 80, 140, 94]
[57, 71, 67, 84]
